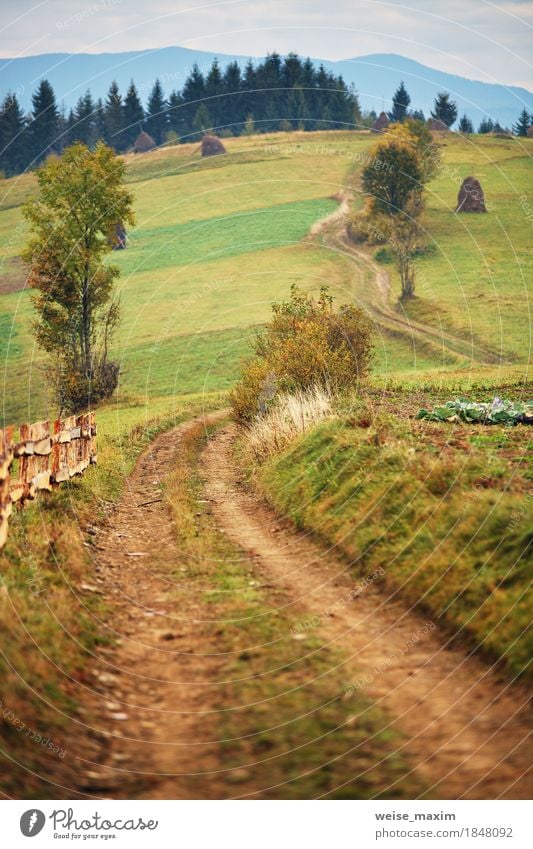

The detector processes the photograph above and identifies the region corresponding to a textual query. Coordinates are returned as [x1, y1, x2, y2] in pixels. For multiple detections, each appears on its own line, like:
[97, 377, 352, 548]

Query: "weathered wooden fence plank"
[0, 411, 96, 551]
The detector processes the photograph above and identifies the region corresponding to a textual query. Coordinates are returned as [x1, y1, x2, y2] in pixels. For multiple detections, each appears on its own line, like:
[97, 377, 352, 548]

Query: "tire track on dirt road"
[69, 414, 231, 800]
[201, 424, 532, 800]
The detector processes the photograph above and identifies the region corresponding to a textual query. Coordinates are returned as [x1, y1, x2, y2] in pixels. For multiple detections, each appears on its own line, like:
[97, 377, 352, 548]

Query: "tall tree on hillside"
[513, 107, 531, 136]
[478, 117, 494, 134]
[71, 90, 97, 147]
[122, 81, 144, 148]
[458, 114, 473, 133]
[386, 118, 441, 182]
[431, 91, 458, 127]
[145, 79, 168, 145]
[204, 59, 224, 130]
[181, 64, 206, 140]
[242, 58, 257, 119]
[388, 81, 410, 123]
[256, 52, 283, 131]
[362, 137, 422, 216]
[94, 97, 107, 142]
[104, 81, 124, 149]
[223, 61, 243, 133]
[166, 89, 183, 138]
[361, 123, 434, 299]
[0, 92, 27, 176]
[192, 103, 211, 138]
[287, 85, 309, 130]
[23, 143, 135, 412]
[28, 79, 59, 165]
[283, 53, 303, 89]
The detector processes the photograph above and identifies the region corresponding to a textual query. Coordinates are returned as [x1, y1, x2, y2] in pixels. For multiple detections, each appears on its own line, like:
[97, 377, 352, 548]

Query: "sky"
[1, 0, 532, 88]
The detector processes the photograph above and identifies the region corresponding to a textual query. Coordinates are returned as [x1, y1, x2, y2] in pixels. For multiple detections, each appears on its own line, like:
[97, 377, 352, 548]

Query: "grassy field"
[2, 130, 531, 426]
[402, 133, 532, 362]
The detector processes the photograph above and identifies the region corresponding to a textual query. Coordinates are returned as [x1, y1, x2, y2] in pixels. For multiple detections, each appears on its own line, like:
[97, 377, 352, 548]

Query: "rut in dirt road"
[70, 416, 230, 800]
[201, 425, 533, 800]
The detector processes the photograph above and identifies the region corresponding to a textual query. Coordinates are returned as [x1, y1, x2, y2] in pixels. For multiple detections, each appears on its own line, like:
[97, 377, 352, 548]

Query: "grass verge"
[250, 389, 532, 681]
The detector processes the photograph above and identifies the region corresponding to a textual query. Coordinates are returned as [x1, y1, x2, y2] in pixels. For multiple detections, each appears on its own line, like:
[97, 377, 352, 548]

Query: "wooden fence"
[0, 412, 96, 550]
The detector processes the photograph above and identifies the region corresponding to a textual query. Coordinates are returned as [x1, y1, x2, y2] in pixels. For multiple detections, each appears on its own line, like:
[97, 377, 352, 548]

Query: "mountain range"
[1, 46, 531, 129]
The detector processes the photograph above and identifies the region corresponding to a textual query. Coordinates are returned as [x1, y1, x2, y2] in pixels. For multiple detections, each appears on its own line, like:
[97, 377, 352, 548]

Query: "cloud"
[0, 0, 531, 88]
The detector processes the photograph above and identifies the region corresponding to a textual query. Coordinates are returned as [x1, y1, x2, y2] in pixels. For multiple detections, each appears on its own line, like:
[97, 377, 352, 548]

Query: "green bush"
[374, 247, 394, 264]
[230, 286, 373, 423]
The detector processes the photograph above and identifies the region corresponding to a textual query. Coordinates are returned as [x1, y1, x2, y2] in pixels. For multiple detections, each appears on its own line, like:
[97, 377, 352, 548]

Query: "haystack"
[456, 176, 486, 213]
[133, 131, 156, 153]
[427, 117, 449, 133]
[371, 112, 390, 133]
[527, 126, 533, 138]
[200, 134, 226, 156]
[109, 221, 127, 250]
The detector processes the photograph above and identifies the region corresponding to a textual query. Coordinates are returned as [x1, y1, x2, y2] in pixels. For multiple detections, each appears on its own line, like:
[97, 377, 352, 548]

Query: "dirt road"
[201, 425, 532, 800]
[67, 415, 531, 799]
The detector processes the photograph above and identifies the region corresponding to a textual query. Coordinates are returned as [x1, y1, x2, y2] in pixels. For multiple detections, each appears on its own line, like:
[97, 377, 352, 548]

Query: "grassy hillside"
[402, 133, 532, 362]
[1, 131, 531, 427]
[251, 387, 532, 679]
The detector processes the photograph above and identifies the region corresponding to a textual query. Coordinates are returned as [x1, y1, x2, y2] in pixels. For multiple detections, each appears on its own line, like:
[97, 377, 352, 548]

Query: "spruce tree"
[458, 114, 473, 133]
[145, 79, 168, 145]
[167, 90, 182, 138]
[478, 117, 494, 134]
[287, 86, 308, 130]
[28, 79, 59, 165]
[103, 81, 124, 150]
[223, 61, 243, 134]
[192, 103, 211, 138]
[122, 81, 144, 148]
[181, 64, 205, 140]
[242, 60, 257, 126]
[0, 92, 27, 176]
[72, 90, 97, 147]
[388, 81, 410, 122]
[94, 98, 107, 142]
[205, 59, 223, 130]
[431, 91, 458, 127]
[513, 107, 530, 136]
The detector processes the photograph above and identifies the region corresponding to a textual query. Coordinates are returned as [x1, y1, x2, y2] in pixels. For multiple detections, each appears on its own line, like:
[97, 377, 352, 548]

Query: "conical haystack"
[427, 117, 449, 133]
[200, 134, 227, 156]
[456, 176, 487, 213]
[371, 112, 390, 133]
[133, 131, 156, 153]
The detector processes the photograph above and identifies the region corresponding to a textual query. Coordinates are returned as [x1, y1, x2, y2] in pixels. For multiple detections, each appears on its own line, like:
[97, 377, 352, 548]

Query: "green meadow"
[1, 130, 531, 426]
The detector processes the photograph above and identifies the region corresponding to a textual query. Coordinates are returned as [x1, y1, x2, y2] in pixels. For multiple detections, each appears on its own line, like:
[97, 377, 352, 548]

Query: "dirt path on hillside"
[201, 425, 532, 800]
[68, 414, 231, 800]
[310, 194, 503, 365]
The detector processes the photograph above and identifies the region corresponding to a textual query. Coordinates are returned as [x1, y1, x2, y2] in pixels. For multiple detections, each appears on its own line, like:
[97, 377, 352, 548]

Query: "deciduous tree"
[23, 143, 134, 412]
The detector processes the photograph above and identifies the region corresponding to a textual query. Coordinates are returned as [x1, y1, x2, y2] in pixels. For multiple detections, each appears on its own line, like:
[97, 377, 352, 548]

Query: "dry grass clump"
[245, 386, 333, 461]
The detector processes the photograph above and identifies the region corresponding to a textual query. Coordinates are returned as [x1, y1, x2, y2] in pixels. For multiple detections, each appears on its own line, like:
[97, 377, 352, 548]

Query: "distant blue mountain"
[1, 46, 531, 129]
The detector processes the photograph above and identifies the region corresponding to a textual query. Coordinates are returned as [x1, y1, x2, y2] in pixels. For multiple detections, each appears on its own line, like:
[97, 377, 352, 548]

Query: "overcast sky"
[1, 0, 532, 88]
